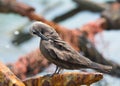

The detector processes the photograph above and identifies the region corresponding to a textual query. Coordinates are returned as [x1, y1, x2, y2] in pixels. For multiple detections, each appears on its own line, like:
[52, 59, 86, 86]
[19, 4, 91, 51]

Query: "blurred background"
[0, 0, 120, 86]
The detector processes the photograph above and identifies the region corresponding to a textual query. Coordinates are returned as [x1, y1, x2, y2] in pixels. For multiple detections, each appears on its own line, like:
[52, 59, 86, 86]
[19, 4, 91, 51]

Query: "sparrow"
[30, 21, 112, 74]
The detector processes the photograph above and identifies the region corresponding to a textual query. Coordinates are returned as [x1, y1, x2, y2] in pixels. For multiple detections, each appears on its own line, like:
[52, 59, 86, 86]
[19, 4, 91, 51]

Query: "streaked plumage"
[30, 21, 112, 73]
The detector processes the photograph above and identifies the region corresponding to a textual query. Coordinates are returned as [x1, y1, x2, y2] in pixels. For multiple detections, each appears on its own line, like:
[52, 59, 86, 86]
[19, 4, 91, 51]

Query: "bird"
[30, 21, 112, 74]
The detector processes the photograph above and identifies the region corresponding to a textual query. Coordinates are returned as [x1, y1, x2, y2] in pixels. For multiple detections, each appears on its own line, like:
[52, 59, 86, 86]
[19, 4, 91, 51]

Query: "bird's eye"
[33, 31, 36, 34]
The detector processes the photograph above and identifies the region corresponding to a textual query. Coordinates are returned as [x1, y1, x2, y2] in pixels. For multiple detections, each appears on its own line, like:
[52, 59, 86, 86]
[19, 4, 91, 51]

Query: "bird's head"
[30, 21, 56, 40]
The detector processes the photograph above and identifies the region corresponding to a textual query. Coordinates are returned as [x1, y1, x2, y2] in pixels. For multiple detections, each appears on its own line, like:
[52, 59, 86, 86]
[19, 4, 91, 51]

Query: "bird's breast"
[40, 40, 55, 62]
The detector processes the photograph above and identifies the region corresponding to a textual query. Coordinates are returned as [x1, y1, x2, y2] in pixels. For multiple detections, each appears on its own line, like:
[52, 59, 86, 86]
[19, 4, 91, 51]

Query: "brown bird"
[30, 21, 112, 74]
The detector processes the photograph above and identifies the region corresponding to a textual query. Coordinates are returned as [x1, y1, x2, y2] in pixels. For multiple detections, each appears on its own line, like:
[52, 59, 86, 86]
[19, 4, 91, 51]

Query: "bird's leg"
[51, 66, 62, 76]
[56, 67, 62, 74]
[44, 66, 62, 77]
[54, 66, 59, 74]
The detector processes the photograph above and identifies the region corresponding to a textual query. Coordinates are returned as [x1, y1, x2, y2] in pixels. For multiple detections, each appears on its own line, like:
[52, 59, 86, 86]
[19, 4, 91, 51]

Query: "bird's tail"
[90, 62, 112, 73]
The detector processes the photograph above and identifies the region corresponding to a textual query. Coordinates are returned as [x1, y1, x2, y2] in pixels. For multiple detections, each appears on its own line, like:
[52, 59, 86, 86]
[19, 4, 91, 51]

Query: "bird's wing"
[47, 40, 91, 65]
[53, 39, 73, 52]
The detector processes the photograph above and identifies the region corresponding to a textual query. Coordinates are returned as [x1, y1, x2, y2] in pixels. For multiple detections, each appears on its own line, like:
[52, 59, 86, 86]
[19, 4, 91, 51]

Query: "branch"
[0, 0, 34, 15]
[53, 0, 104, 23]
[73, 0, 105, 12]
[23, 72, 103, 86]
[101, 2, 120, 29]
[0, 61, 25, 86]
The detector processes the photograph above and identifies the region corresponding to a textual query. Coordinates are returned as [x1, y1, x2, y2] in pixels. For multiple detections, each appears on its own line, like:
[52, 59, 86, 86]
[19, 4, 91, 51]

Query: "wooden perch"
[0, 61, 25, 86]
[23, 72, 103, 86]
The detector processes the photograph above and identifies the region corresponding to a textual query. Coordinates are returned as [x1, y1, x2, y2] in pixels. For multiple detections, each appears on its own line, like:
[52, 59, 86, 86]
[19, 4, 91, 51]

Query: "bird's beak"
[37, 32, 49, 40]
